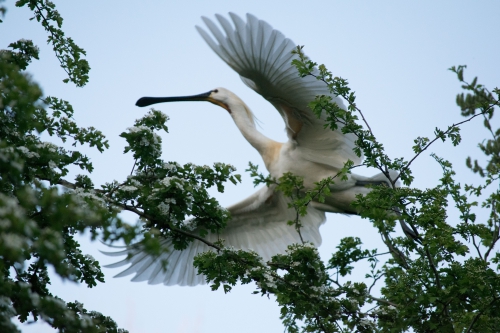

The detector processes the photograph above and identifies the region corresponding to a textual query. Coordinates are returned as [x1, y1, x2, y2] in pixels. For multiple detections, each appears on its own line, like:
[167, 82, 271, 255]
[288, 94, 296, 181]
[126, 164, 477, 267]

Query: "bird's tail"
[354, 170, 400, 188]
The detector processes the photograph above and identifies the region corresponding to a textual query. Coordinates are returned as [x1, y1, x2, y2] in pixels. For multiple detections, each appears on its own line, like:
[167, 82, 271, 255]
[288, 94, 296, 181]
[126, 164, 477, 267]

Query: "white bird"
[104, 13, 398, 286]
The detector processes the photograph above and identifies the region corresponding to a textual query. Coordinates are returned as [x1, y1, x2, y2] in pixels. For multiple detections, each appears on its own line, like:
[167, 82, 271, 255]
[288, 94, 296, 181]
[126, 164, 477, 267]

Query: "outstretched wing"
[103, 186, 325, 286]
[196, 13, 361, 168]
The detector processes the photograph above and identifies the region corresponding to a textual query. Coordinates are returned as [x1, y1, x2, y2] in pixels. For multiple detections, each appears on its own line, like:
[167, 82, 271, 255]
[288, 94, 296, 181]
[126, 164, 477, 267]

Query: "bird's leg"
[356, 179, 422, 245]
[354, 180, 389, 187]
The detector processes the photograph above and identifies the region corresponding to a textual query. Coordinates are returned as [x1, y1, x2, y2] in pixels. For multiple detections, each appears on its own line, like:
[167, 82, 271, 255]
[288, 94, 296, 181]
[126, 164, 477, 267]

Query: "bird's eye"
[213, 89, 219, 93]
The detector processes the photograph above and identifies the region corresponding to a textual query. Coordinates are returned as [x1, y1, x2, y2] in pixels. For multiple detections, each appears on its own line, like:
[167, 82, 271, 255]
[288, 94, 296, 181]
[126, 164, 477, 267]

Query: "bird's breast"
[270, 145, 355, 191]
[261, 140, 284, 173]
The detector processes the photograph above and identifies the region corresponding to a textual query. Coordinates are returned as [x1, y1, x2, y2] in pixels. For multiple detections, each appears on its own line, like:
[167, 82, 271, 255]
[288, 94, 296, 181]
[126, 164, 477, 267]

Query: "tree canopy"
[1, 1, 500, 332]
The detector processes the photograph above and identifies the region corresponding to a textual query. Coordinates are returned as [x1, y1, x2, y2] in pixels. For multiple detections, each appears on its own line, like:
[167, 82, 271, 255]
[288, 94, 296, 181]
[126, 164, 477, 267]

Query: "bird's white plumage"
[103, 186, 325, 286]
[104, 13, 384, 286]
[197, 13, 360, 168]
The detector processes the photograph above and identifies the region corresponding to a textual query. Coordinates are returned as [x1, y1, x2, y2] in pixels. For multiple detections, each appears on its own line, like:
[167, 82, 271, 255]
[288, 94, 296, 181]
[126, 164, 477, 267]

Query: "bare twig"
[130, 159, 137, 175]
[368, 273, 385, 294]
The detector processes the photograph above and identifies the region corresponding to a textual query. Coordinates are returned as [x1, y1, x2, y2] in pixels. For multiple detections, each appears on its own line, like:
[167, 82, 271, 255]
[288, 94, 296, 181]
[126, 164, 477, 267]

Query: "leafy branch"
[16, 0, 90, 86]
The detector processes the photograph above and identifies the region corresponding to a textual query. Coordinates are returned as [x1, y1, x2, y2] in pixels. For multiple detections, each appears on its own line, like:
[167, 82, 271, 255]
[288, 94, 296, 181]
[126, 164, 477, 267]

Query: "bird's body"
[105, 13, 397, 286]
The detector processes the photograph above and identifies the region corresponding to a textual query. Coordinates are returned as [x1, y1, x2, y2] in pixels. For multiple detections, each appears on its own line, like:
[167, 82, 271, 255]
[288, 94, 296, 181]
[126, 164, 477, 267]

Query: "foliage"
[285, 47, 500, 332]
[0, 1, 132, 331]
[16, 0, 91, 86]
[0, 2, 240, 331]
[1, 1, 500, 332]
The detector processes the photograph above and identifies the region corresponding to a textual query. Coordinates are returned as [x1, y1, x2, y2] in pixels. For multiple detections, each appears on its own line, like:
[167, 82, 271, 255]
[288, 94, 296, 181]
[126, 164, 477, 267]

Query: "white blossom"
[0, 194, 24, 219]
[140, 136, 151, 146]
[142, 111, 157, 120]
[185, 194, 194, 209]
[36, 142, 57, 152]
[0, 296, 16, 316]
[373, 307, 386, 315]
[164, 198, 176, 205]
[85, 254, 95, 261]
[72, 188, 105, 205]
[159, 176, 185, 190]
[80, 314, 93, 328]
[126, 125, 150, 133]
[11, 161, 23, 171]
[121, 185, 137, 192]
[29, 292, 40, 307]
[70, 188, 106, 218]
[214, 162, 236, 171]
[1, 233, 25, 249]
[48, 160, 58, 170]
[126, 178, 141, 187]
[16, 146, 40, 158]
[359, 318, 375, 328]
[158, 202, 170, 215]
[163, 162, 178, 172]
[88, 264, 99, 273]
[142, 110, 169, 121]
[266, 281, 277, 288]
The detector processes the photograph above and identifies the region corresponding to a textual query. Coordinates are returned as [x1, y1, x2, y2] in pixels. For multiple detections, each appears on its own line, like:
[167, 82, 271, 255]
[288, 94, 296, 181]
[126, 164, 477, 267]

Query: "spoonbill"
[105, 13, 404, 286]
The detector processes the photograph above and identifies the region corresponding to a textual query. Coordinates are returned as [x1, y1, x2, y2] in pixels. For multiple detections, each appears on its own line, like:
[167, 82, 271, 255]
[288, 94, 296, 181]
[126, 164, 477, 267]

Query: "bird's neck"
[229, 102, 282, 170]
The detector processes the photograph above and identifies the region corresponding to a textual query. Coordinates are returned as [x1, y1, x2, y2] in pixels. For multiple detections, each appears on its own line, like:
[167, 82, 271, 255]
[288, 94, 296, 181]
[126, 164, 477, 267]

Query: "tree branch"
[466, 296, 499, 333]
[121, 204, 222, 251]
[397, 100, 499, 184]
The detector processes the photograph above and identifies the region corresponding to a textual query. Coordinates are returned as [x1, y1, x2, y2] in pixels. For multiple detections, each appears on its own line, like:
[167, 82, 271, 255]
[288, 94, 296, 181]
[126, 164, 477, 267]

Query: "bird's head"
[135, 87, 234, 113]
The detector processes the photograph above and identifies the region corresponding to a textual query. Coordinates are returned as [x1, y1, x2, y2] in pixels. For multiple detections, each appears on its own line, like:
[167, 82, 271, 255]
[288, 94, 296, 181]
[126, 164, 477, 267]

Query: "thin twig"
[130, 159, 137, 175]
[397, 100, 499, 184]
[368, 273, 385, 294]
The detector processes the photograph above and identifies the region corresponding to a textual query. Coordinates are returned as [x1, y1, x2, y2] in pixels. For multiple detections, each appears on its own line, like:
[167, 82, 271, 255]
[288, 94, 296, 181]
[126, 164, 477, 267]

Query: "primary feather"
[104, 13, 390, 286]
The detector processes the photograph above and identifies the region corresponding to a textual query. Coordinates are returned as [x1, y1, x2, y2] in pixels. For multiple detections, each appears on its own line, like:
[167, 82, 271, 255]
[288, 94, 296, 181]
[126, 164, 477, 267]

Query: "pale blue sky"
[2, 1, 499, 332]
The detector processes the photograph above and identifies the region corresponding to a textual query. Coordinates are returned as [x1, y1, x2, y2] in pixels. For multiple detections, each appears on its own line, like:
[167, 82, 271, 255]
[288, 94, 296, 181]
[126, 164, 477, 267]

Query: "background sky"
[2, 1, 500, 332]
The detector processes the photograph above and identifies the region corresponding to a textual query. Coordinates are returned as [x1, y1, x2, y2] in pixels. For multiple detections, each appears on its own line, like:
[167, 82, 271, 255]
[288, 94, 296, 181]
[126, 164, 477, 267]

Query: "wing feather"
[103, 186, 325, 286]
[102, 13, 354, 287]
[164, 248, 183, 285]
[197, 13, 362, 165]
[148, 254, 167, 285]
